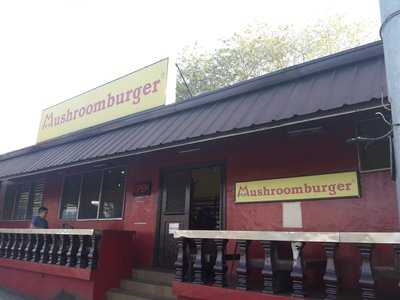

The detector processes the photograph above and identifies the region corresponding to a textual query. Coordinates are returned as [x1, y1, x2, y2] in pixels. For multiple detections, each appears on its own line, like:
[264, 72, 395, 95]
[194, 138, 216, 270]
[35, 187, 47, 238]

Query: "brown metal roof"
[0, 41, 387, 179]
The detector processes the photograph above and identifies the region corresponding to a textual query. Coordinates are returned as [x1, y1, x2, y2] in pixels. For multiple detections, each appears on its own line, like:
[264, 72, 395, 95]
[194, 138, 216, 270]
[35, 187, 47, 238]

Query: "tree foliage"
[176, 16, 377, 101]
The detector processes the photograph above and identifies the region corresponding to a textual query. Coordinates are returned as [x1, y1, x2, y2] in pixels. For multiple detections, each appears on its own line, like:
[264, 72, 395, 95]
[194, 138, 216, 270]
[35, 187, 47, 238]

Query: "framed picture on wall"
[133, 182, 152, 197]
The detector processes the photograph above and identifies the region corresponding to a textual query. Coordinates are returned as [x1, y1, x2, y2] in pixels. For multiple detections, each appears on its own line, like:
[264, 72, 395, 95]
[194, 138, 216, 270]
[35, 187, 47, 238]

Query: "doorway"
[157, 165, 223, 268]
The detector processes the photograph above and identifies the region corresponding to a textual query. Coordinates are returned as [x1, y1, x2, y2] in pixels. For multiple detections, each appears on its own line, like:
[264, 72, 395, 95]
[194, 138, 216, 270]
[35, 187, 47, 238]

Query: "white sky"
[0, 0, 381, 154]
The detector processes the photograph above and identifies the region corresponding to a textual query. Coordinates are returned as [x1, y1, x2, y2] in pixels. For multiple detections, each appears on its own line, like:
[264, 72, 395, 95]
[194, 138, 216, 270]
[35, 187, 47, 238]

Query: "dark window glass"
[2, 184, 17, 220]
[14, 183, 31, 220]
[78, 172, 102, 219]
[99, 168, 126, 219]
[165, 171, 187, 214]
[358, 118, 391, 171]
[27, 182, 45, 219]
[60, 168, 127, 220]
[2, 181, 44, 220]
[60, 175, 81, 220]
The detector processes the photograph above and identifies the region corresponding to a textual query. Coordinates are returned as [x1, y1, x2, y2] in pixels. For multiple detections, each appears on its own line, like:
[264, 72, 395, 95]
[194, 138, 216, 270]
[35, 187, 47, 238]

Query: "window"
[78, 172, 102, 219]
[14, 183, 31, 220]
[60, 175, 81, 220]
[99, 168, 126, 219]
[2, 185, 17, 220]
[28, 182, 45, 219]
[60, 167, 127, 220]
[357, 118, 391, 172]
[1, 181, 45, 220]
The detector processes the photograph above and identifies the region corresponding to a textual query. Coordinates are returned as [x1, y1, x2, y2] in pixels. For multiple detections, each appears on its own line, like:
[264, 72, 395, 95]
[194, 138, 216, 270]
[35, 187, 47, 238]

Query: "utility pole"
[379, 1, 400, 227]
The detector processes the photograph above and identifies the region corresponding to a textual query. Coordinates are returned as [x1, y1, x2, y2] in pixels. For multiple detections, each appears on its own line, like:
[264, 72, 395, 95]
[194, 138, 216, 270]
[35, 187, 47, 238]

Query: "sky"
[0, 0, 381, 154]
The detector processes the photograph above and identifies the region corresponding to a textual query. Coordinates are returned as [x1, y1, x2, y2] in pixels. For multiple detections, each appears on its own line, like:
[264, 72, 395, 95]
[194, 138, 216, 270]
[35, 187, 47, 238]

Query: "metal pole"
[379, 0, 400, 228]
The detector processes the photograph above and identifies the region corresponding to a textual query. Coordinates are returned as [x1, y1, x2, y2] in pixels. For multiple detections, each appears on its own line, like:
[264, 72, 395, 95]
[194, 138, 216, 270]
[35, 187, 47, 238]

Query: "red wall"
[226, 132, 397, 232]
[0, 120, 398, 296]
[0, 267, 94, 300]
[0, 126, 398, 260]
[0, 230, 133, 300]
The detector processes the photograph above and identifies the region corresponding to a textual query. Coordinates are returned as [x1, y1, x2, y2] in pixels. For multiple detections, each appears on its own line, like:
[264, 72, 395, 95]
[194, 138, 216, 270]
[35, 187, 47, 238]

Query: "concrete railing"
[0, 228, 101, 269]
[174, 230, 400, 300]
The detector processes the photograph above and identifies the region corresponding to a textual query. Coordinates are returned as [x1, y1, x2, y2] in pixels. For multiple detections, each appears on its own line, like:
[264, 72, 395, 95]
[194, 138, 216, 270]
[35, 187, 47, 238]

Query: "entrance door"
[158, 170, 191, 268]
[158, 165, 223, 268]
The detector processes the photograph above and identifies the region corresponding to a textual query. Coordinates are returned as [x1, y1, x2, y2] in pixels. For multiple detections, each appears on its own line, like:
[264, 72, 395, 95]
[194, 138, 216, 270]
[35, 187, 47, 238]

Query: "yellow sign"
[235, 171, 359, 203]
[37, 58, 169, 143]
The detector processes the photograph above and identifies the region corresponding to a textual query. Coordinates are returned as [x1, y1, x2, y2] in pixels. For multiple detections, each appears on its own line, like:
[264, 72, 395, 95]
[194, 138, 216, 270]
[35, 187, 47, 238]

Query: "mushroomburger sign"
[37, 58, 169, 143]
[235, 171, 360, 203]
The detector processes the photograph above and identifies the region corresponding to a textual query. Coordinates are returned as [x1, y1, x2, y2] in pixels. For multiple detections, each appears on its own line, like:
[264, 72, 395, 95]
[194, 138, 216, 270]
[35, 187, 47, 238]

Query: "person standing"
[31, 206, 49, 229]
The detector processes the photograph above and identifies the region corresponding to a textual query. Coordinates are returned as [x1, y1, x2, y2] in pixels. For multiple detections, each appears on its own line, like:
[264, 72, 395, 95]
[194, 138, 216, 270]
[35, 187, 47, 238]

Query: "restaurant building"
[0, 41, 398, 300]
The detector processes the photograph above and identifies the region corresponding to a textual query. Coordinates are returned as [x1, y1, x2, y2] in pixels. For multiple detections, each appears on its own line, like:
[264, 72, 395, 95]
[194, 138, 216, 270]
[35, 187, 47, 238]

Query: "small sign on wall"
[235, 171, 360, 203]
[168, 222, 180, 235]
[133, 182, 152, 197]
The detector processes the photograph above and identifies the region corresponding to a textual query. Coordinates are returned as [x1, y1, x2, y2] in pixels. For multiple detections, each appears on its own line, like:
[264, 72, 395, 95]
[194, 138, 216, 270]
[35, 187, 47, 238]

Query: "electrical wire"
[347, 128, 393, 144]
[176, 63, 193, 99]
[375, 112, 392, 126]
[380, 89, 391, 111]
[379, 9, 400, 39]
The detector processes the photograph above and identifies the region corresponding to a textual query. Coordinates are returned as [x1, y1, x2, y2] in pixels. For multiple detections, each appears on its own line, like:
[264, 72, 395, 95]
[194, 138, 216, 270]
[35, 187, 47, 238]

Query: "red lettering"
[152, 79, 161, 93]
[132, 87, 142, 104]
[78, 107, 85, 117]
[125, 90, 133, 102]
[115, 93, 125, 105]
[291, 187, 303, 194]
[327, 184, 336, 195]
[42, 112, 54, 129]
[143, 83, 152, 95]
[54, 116, 61, 126]
[237, 186, 249, 197]
[93, 100, 106, 112]
[337, 183, 345, 191]
[86, 104, 93, 114]
[107, 93, 115, 107]
[66, 109, 73, 122]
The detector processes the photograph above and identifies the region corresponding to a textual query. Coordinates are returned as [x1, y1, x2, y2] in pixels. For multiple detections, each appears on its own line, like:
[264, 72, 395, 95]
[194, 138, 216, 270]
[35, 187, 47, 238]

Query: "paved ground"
[0, 288, 31, 300]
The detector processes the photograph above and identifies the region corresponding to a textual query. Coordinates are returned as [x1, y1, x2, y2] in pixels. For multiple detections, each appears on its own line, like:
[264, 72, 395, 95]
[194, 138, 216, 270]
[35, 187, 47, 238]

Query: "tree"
[176, 16, 377, 101]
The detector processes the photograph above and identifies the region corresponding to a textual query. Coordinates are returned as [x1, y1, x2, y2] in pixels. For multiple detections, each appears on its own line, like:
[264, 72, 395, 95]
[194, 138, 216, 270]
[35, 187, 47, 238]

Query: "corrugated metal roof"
[0, 42, 388, 179]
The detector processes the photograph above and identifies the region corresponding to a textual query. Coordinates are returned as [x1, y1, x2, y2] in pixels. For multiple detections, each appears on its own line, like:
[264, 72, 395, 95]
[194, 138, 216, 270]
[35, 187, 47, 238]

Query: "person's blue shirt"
[31, 215, 48, 229]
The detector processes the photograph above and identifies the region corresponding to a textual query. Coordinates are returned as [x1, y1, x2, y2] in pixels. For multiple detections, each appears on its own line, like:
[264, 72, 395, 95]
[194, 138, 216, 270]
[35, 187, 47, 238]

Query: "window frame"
[1, 180, 45, 221]
[58, 166, 128, 221]
[356, 117, 392, 173]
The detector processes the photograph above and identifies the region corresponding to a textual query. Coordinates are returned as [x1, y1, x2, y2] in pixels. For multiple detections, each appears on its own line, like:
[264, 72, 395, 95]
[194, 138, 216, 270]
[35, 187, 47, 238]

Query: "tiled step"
[121, 279, 174, 299]
[131, 268, 175, 286]
[107, 288, 158, 300]
[107, 269, 176, 300]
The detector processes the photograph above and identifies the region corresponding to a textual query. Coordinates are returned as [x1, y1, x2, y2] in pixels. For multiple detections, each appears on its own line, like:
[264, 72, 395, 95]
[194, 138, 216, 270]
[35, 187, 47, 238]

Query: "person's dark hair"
[38, 206, 48, 214]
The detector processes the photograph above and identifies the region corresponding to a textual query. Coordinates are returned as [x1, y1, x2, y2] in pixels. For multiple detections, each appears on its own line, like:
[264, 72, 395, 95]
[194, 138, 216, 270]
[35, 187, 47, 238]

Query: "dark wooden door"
[158, 170, 191, 268]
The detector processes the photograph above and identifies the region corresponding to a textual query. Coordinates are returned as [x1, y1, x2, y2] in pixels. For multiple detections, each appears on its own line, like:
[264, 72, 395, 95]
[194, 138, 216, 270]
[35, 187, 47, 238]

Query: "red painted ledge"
[0, 258, 93, 281]
[172, 282, 299, 300]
